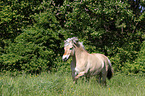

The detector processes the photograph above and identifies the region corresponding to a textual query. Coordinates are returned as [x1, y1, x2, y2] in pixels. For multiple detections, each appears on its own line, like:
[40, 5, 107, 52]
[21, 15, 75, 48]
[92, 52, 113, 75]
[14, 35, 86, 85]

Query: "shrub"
[0, 28, 63, 73]
[120, 41, 145, 74]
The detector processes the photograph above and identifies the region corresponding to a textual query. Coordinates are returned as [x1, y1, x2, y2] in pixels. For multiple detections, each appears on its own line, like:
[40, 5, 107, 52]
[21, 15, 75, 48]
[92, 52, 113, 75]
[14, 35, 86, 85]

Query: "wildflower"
[108, 88, 110, 91]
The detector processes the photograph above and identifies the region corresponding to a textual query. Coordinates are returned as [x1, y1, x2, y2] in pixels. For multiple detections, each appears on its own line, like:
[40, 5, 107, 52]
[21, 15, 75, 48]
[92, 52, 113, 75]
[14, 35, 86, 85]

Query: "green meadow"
[0, 72, 144, 96]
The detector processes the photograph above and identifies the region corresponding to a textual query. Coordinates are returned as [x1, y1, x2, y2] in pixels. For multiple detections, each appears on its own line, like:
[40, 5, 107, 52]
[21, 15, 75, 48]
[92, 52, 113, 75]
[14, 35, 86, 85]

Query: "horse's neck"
[74, 47, 88, 61]
[71, 47, 88, 68]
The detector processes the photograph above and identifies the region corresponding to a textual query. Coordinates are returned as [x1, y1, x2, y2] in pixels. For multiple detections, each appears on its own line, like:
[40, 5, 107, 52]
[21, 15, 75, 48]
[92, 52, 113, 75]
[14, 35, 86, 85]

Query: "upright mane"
[64, 37, 85, 49]
[77, 42, 85, 49]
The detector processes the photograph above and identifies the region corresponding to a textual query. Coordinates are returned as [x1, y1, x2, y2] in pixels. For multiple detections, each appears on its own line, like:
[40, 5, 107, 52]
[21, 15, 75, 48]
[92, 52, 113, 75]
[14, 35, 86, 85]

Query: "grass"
[0, 72, 145, 96]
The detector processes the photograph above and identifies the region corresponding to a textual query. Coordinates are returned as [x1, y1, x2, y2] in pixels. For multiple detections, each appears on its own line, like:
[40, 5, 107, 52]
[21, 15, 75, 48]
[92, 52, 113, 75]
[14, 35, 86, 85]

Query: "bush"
[0, 27, 63, 73]
[120, 41, 145, 74]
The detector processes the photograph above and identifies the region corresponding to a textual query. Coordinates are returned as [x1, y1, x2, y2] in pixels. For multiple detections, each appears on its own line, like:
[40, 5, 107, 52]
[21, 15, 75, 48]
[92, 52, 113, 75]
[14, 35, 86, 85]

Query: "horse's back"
[95, 53, 110, 65]
[90, 53, 108, 64]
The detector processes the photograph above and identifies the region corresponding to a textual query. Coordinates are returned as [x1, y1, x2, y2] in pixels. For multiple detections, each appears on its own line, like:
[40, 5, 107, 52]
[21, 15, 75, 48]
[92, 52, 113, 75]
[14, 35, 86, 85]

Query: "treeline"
[0, 0, 145, 74]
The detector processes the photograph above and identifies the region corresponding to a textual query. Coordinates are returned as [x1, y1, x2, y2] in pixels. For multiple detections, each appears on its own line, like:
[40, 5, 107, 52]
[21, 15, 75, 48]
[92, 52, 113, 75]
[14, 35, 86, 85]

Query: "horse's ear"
[74, 40, 78, 44]
[72, 37, 78, 44]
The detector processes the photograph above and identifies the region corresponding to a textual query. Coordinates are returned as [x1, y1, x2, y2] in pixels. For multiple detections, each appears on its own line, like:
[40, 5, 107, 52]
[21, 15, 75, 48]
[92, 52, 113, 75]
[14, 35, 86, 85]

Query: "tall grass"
[0, 72, 145, 96]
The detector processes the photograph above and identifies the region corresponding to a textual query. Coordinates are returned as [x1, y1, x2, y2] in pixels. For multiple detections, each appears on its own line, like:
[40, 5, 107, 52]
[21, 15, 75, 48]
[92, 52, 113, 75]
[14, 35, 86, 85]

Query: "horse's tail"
[107, 59, 113, 80]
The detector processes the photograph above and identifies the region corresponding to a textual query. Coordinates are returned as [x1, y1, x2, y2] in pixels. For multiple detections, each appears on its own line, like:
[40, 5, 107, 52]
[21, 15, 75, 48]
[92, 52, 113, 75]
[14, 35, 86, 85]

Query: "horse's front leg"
[75, 71, 86, 80]
[72, 70, 77, 84]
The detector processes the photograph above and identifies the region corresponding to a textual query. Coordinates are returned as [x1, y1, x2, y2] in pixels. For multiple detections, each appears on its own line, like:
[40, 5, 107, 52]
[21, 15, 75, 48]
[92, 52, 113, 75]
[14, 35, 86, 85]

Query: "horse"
[62, 37, 113, 85]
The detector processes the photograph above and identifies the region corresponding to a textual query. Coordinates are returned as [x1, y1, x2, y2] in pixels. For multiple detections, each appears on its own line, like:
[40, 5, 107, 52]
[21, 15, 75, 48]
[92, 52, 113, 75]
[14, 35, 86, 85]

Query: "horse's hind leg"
[102, 72, 107, 86]
[102, 78, 106, 86]
[98, 73, 102, 83]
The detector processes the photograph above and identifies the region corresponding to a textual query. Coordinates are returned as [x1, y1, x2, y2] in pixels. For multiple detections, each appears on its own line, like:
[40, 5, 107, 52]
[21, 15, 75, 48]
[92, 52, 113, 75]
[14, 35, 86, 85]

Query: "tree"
[0, 0, 144, 74]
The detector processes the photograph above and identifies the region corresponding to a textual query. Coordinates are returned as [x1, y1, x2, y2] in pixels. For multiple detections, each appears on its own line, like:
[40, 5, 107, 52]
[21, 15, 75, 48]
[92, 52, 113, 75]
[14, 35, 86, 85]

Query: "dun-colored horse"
[62, 37, 113, 85]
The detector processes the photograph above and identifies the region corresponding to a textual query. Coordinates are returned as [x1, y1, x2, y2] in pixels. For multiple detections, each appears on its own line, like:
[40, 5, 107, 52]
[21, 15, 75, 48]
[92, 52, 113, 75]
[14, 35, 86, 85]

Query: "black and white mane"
[64, 37, 85, 49]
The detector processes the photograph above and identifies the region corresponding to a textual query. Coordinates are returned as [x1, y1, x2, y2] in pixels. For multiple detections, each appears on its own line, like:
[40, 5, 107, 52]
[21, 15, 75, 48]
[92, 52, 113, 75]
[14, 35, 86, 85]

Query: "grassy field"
[0, 72, 145, 96]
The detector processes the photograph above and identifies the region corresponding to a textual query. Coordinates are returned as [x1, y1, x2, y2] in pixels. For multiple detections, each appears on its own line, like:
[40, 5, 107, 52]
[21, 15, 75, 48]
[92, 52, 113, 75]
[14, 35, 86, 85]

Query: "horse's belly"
[89, 65, 102, 75]
[74, 63, 102, 76]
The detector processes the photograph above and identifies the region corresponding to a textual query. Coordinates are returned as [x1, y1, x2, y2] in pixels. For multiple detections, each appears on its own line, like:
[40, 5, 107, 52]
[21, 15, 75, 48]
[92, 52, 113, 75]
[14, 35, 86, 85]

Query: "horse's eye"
[70, 48, 73, 50]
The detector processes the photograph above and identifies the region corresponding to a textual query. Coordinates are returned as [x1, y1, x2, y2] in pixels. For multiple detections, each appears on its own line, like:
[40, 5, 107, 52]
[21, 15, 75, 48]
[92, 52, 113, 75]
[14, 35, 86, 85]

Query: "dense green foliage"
[0, 0, 145, 74]
[0, 72, 145, 96]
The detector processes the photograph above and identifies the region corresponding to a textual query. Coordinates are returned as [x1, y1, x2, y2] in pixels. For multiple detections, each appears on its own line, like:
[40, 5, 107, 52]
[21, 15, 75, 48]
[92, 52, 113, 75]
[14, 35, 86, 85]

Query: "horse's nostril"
[62, 58, 67, 62]
[64, 58, 66, 61]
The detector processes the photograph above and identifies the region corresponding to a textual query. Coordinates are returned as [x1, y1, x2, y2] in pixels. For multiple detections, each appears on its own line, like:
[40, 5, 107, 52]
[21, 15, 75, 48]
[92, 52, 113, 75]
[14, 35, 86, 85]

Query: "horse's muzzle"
[62, 55, 69, 62]
[62, 58, 68, 62]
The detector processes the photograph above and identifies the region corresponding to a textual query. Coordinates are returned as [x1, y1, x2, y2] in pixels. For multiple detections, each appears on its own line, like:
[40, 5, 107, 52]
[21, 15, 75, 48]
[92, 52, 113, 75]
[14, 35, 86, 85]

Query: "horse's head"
[62, 37, 78, 62]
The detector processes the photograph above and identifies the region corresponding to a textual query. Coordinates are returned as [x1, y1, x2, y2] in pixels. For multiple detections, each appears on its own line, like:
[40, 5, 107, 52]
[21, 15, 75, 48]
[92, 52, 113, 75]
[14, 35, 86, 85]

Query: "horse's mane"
[64, 37, 85, 50]
[78, 42, 85, 49]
